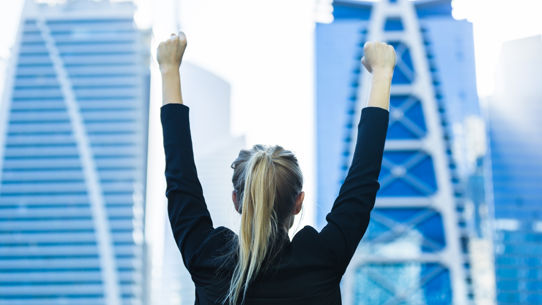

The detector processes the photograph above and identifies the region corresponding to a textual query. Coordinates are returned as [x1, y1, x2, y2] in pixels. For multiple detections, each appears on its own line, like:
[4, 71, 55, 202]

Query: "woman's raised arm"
[158, 32, 215, 273]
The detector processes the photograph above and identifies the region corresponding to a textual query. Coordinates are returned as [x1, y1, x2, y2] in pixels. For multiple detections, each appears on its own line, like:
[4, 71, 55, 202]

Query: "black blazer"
[161, 103, 389, 305]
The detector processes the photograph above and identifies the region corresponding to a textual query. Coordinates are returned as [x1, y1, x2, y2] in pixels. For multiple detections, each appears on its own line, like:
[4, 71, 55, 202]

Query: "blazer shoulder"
[291, 225, 319, 245]
[188, 226, 237, 269]
[206, 226, 237, 248]
[291, 225, 338, 268]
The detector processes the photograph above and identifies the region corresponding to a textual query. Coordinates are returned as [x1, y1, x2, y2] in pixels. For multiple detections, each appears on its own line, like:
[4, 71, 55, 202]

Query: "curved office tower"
[316, 0, 481, 304]
[0, 1, 150, 304]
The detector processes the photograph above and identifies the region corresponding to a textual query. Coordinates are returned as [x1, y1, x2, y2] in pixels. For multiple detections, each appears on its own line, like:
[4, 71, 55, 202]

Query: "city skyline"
[0, 1, 541, 305]
[0, 1, 151, 304]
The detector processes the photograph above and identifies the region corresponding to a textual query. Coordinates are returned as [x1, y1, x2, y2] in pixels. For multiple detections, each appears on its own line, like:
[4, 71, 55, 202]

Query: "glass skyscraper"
[488, 35, 542, 305]
[0, 1, 150, 304]
[316, 0, 484, 304]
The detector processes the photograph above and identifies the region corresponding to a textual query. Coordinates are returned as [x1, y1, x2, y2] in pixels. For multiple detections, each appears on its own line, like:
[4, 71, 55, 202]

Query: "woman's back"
[161, 102, 389, 305]
[188, 226, 341, 305]
[158, 33, 394, 305]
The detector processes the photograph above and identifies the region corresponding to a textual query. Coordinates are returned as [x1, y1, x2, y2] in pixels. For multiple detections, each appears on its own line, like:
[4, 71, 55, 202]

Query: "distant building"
[154, 62, 245, 305]
[0, 1, 150, 304]
[316, 0, 487, 304]
[488, 35, 542, 305]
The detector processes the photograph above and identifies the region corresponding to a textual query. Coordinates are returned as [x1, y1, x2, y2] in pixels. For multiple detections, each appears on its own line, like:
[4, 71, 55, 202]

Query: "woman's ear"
[232, 190, 241, 214]
[293, 191, 305, 215]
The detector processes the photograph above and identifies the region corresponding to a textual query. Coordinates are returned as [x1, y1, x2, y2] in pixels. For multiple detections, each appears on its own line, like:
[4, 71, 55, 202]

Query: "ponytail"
[226, 150, 279, 305]
[225, 145, 303, 305]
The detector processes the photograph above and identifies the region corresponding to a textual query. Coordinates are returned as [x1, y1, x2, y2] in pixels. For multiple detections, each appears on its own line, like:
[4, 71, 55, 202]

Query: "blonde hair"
[224, 144, 303, 305]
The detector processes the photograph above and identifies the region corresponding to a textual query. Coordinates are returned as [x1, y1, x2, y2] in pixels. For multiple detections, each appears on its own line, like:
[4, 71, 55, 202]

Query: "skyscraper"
[316, 0, 482, 303]
[152, 63, 245, 305]
[488, 35, 542, 305]
[0, 1, 150, 304]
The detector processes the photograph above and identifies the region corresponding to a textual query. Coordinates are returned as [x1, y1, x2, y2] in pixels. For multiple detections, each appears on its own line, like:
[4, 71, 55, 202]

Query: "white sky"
[452, 0, 542, 97]
[141, 0, 318, 248]
[1, 0, 541, 110]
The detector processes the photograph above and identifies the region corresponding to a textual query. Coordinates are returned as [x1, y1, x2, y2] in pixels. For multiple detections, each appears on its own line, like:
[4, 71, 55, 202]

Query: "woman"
[158, 31, 396, 305]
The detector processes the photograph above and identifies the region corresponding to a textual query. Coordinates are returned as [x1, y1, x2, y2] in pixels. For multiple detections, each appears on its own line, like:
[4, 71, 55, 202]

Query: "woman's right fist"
[361, 41, 396, 75]
[157, 31, 187, 73]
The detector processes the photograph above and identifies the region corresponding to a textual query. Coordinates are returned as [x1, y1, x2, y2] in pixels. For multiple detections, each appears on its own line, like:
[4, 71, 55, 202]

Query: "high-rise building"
[315, 0, 484, 304]
[488, 35, 542, 305]
[0, 1, 150, 304]
[152, 62, 245, 305]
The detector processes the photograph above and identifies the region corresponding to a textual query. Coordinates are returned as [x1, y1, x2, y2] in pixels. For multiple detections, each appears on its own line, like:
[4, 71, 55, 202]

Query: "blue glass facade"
[488, 36, 542, 305]
[0, 1, 150, 304]
[354, 263, 452, 304]
[316, 0, 480, 304]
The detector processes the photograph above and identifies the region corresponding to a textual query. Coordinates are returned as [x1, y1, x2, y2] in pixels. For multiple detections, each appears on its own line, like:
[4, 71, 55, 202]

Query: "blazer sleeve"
[318, 106, 389, 273]
[161, 103, 214, 271]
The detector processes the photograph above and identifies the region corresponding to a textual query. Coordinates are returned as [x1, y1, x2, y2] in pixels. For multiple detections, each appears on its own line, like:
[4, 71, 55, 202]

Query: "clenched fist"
[361, 41, 396, 76]
[157, 31, 187, 73]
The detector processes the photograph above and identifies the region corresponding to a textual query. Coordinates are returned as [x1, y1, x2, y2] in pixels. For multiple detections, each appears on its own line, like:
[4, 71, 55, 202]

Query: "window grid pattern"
[352, 31, 453, 301]
[489, 73, 542, 304]
[0, 10, 149, 305]
[320, 1, 471, 304]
